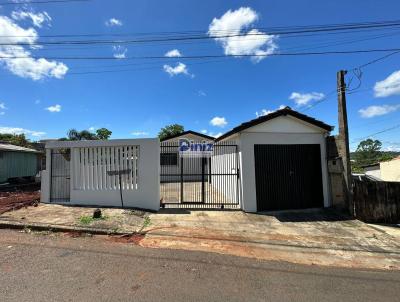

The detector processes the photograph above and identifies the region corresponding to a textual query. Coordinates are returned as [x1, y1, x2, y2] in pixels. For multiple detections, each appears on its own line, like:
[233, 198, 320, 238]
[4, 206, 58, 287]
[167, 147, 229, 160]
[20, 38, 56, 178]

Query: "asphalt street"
[0, 229, 399, 302]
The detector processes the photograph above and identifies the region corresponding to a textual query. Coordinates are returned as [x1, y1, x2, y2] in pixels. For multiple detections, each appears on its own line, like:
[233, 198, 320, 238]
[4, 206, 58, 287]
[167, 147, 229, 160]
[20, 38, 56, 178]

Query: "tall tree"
[353, 139, 382, 166]
[96, 128, 112, 140]
[66, 129, 98, 141]
[158, 124, 184, 140]
[0, 133, 30, 147]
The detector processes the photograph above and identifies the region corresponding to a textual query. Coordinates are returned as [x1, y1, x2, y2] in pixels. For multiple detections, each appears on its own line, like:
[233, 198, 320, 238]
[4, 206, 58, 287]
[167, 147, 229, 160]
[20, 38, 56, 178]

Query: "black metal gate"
[160, 142, 240, 209]
[50, 150, 71, 202]
[254, 144, 324, 211]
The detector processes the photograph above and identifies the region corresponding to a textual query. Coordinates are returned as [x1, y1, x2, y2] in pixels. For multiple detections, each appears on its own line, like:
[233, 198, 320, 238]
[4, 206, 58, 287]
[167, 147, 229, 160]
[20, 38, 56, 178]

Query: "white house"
[364, 156, 400, 182]
[216, 106, 333, 212]
[41, 107, 334, 213]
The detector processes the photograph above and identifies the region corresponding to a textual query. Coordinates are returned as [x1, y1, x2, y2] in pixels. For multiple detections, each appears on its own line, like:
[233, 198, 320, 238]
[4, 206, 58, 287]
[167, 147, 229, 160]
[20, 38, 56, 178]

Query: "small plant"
[143, 216, 151, 228]
[79, 215, 108, 225]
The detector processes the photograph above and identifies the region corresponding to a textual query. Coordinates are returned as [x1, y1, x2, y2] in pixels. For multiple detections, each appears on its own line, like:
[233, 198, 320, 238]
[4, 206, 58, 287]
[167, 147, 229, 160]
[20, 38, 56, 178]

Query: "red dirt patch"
[0, 191, 40, 214]
[108, 234, 145, 245]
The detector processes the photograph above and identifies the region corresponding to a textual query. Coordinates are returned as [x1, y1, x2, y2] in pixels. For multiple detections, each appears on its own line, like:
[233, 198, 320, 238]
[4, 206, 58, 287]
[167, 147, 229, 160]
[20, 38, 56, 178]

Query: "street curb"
[0, 220, 134, 236]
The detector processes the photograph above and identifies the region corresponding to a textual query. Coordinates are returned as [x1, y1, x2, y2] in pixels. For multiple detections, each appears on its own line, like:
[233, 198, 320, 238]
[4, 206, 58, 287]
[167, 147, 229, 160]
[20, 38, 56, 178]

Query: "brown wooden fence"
[353, 179, 400, 223]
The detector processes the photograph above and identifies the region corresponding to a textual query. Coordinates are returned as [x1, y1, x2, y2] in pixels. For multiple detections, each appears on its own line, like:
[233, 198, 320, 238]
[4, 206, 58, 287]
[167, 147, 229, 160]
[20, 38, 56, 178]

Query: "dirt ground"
[0, 185, 40, 214]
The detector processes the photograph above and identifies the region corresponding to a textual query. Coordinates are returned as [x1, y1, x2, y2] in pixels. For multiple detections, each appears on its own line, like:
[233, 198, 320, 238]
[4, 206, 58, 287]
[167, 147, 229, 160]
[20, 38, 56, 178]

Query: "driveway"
[140, 208, 400, 270]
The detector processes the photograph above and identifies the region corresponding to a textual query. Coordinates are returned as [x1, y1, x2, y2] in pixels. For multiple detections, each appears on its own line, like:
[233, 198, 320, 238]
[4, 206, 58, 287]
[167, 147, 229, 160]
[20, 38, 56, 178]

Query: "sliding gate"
[160, 142, 240, 209]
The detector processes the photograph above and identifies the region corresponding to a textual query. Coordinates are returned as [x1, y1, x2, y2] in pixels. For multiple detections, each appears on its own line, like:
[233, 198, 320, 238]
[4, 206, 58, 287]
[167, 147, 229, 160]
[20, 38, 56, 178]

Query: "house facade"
[42, 107, 334, 213]
[364, 156, 400, 182]
[216, 107, 332, 212]
[0, 143, 42, 183]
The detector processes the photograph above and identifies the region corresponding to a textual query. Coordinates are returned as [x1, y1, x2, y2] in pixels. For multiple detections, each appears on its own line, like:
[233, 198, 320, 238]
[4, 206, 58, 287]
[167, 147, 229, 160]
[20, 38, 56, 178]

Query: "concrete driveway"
[140, 208, 400, 270]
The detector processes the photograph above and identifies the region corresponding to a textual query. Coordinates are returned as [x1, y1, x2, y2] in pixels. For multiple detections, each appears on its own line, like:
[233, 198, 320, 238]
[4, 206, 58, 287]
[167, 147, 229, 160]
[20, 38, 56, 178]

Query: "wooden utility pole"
[337, 70, 353, 215]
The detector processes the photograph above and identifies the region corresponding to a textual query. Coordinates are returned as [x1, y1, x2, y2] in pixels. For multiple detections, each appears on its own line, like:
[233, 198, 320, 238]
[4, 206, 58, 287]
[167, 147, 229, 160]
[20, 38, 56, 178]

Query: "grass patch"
[143, 216, 151, 228]
[79, 215, 108, 225]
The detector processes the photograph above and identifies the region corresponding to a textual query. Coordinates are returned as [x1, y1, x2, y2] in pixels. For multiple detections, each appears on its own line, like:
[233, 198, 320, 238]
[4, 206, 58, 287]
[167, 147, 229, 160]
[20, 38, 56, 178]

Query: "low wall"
[353, 179, 400, 223]
[41, 139, 160, 212]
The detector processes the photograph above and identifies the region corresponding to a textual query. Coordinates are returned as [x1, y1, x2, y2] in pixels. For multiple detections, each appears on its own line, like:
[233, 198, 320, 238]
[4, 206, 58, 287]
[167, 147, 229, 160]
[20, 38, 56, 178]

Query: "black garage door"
[254, 144, 324, 211]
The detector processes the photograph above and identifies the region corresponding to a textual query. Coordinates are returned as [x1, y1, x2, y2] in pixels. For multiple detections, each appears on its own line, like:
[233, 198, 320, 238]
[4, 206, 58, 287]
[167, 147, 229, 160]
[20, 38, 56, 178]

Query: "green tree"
[158, 124, 184, 140]
[65, 129, 98, 141]
[96, 128, 112, 140]
[0, 133, 30, 147]
[353, 139, 382, 167]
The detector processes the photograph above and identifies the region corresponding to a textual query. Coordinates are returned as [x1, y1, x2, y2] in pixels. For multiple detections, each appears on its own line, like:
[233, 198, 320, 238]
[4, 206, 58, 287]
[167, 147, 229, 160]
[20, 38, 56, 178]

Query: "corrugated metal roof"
[0, 143, 41, 153]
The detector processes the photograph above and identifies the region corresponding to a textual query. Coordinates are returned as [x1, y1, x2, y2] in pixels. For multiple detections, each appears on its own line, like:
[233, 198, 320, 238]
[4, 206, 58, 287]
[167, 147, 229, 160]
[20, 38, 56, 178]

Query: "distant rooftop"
[0, 143, 41, 153]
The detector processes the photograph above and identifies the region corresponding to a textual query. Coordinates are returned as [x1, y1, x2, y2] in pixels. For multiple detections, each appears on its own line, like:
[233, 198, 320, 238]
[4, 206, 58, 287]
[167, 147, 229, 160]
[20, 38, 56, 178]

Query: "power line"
[2, 21, 400, 45]
[2, 48, 400, 60]
[301, 90, 337, 112]
[351, 124, 400, 143]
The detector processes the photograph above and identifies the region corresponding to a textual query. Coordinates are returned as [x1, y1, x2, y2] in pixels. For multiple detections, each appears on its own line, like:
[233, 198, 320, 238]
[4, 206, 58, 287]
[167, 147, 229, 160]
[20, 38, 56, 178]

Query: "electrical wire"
[351, 124, 400, 143]
[2, 48, 400, 60]
[2, 21, 400, 45]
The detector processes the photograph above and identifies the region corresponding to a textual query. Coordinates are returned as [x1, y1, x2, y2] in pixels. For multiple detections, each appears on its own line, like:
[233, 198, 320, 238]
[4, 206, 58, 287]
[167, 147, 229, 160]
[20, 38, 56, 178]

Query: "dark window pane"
[160, 153, 178, 166]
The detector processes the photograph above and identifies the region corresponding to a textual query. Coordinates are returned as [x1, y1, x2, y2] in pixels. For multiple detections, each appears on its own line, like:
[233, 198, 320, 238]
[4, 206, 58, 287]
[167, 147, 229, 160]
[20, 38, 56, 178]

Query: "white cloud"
[165, 49, 182, 57]
[11, 10, 51, 28]
[112, 45, 127, 59]
[382, 145, 400, 152]
[131, 131, 149, 136]
[0, 126, 45, 137]
[209, 132, 223, 138]
[105, 18, 122, 27]
[45, 104, 61, 112]
[208, 7, 278, 63]
[255, 105, 286, 117]
[358, 104, 400, 118]
[289, 92, 325, 106]
[210, 116, 227, 127]
[201, 129, 208, 134]
[88, 126, 96, 131]
[0, 102, 7, 116]
[198, 90, 207, 97]
[163, 62, 192, 77]
[374, 70, 400, 98]
[0, 15, 68, 80]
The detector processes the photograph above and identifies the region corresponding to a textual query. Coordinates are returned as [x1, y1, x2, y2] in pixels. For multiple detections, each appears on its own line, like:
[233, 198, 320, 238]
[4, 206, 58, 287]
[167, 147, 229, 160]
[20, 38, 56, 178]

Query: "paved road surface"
[0, 229, 399, 302]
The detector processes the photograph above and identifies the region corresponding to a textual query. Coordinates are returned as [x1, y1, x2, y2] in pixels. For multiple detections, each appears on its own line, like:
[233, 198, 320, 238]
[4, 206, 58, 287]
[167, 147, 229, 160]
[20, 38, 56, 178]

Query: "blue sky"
[0, 0, 399, 151]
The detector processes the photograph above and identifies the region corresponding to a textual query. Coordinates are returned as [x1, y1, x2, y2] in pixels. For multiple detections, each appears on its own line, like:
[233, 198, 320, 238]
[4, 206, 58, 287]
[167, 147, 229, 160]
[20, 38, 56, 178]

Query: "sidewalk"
[139, 209, 400, 270]
[0, 203, 147, 234]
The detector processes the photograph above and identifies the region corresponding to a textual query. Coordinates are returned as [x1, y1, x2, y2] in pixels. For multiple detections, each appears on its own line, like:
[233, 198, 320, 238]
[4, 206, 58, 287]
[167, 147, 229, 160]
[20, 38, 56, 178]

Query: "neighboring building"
[363, 163, 381, 180]
[161, 130, 215, 144]
[364, 156, 400, 182]
[216, 107, 333, 212]
[381, 156, 400, 181]
[0, 143, 42, 183]
[160, 131, 215, 183]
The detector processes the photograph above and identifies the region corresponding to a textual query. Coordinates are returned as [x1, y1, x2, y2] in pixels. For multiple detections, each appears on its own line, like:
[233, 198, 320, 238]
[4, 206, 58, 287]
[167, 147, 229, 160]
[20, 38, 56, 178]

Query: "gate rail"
[160, 141, 240, 209]
[50, 149, 71, 203]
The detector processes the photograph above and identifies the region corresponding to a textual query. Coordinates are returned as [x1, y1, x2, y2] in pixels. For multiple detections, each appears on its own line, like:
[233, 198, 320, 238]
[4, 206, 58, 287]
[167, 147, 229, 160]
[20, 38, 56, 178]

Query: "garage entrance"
[254, 144, 324, 211]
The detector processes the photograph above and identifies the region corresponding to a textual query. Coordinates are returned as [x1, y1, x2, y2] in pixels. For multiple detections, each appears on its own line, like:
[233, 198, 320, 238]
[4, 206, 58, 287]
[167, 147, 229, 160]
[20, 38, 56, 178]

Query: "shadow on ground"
[259, 208, 352, 223]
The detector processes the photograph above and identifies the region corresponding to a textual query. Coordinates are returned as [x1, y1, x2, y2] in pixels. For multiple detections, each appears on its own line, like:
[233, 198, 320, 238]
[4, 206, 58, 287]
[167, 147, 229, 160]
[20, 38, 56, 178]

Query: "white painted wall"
[42, 139, 160, 211]
[220, 116, 331, 212]
[380, 158, 400, 181]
